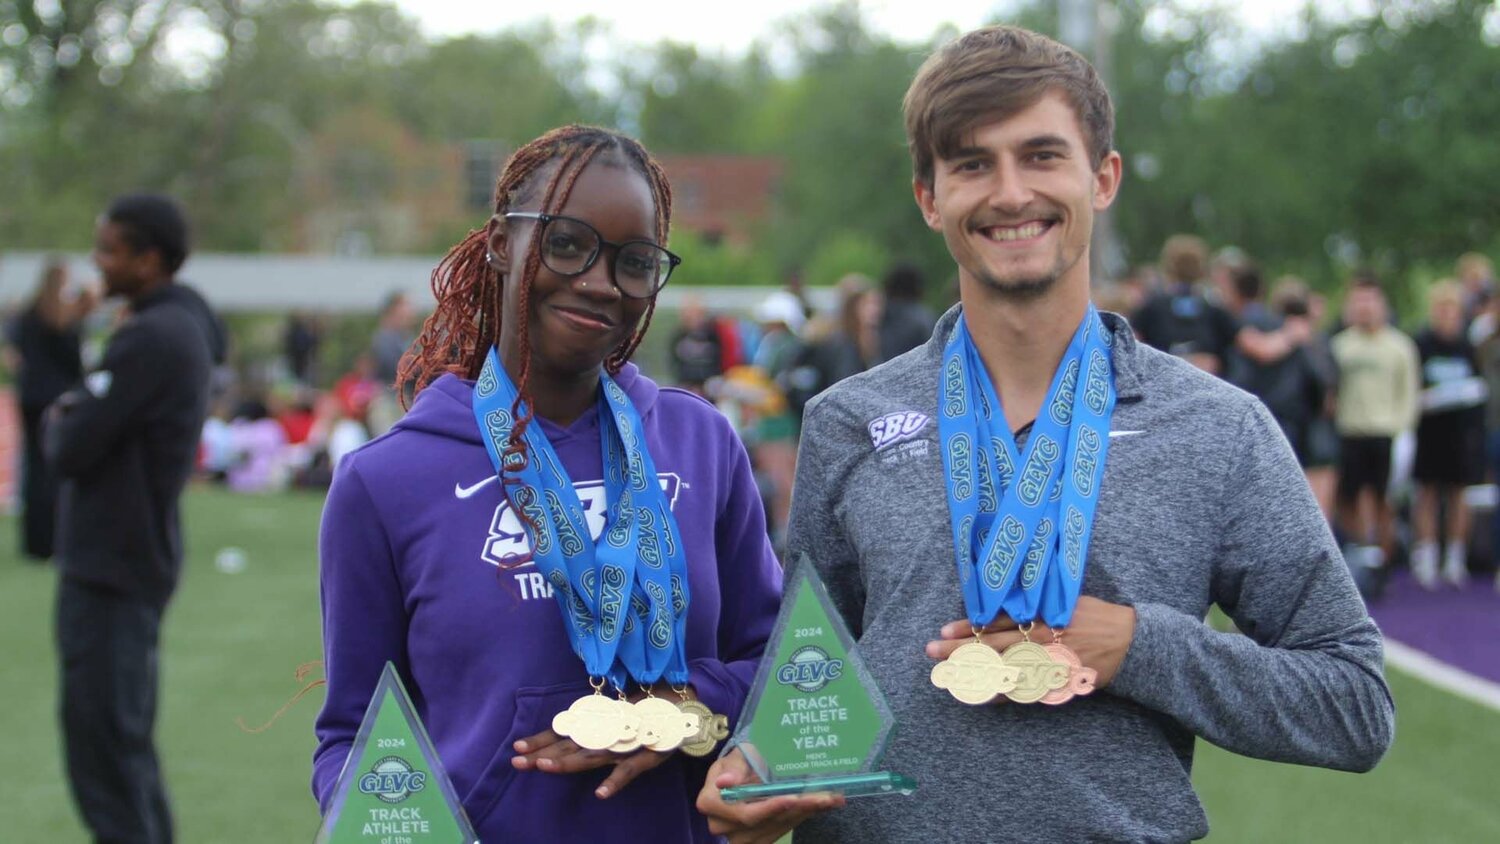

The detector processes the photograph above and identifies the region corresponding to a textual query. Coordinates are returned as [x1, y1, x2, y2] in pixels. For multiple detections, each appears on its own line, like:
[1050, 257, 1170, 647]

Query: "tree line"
[2, 0, 1497, 313]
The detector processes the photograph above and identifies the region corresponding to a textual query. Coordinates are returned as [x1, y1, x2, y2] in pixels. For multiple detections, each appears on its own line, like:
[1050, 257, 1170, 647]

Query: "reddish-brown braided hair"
[397, 124, 673, 569]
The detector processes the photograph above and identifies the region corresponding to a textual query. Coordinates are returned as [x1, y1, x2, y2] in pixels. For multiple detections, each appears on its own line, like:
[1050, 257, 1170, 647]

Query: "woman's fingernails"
[596, 786, 611, 799]
[514, 740, 528, 752]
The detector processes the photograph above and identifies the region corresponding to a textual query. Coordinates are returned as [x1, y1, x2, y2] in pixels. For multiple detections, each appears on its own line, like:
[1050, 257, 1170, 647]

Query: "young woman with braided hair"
[313, 125, 783, 842]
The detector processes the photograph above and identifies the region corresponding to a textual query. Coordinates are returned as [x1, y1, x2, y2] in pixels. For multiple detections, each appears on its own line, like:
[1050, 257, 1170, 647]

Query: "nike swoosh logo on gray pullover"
[787, 306, 1393, 844]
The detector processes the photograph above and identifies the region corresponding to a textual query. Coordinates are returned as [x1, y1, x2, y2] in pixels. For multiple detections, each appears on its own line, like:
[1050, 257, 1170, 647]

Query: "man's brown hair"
[902, 25, 1115, 187]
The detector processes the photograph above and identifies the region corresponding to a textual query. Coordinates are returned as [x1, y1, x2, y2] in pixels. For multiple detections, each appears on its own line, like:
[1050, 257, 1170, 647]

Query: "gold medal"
[608, 694, 646, 753]
[553, 694, 641, 751]
[634, 696, 701, 753]
[608, 732, 644, 753]
[676, 699, 730, 757]
[931, 640, 1019, 705]
[998, 640, 1071, 704]
[1039, 640, 1098, 706]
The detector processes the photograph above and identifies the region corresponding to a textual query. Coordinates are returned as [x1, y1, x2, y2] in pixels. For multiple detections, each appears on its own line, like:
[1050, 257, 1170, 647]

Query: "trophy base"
[720, 771, 916, 803]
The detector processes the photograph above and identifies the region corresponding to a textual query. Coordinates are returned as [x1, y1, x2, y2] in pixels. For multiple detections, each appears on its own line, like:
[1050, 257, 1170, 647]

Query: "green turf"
[2, 485, 1497, 842]
[1, 485, 326, 843]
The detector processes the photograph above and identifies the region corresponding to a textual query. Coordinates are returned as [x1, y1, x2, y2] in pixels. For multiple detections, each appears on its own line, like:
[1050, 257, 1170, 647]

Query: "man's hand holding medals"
[929, 307, 1123, 707]
[473, 351, 730, 800]
[926, 596, 1137, 704]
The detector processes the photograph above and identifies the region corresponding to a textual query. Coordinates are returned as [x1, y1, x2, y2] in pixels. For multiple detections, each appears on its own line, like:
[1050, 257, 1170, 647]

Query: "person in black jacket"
[45, 194, 225, 844]
[4, 257, 97, 559]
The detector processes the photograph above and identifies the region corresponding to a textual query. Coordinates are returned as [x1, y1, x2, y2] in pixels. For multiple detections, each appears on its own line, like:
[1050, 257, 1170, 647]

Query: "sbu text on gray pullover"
[787, 307, 1394, 843]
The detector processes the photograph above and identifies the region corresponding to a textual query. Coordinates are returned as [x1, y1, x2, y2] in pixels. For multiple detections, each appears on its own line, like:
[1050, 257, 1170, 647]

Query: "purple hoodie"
[313, 364, 782, 842]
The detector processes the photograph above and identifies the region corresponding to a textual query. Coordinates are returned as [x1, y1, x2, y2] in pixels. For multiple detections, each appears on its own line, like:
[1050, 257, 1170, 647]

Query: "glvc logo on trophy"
[315, 663, 477, 843]
[721, 556, 915, 802]
[777, 646, 843, 691]
[357, 757, 427, 803]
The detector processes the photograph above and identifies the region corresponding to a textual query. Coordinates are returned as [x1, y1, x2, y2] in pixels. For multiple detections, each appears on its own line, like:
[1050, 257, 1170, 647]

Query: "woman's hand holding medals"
[513, 683, 730, 799]
[925, 596, 1137, 704]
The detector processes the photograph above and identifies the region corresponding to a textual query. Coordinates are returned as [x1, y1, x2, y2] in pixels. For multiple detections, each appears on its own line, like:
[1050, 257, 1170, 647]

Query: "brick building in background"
[457, 144, 782, 247]
[286, 131, 783, 255]
[657, 156, 783, 247]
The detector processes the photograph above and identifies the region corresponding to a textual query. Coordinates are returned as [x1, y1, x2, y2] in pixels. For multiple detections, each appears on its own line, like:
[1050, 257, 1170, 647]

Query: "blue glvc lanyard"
[472, 350, 691, 690]
[938, 307, 1116, 630]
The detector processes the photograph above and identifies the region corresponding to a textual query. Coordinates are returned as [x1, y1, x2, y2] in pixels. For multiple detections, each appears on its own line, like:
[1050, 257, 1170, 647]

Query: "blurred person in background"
[331, 352, 379, 424]
[668, 294, 723, 395]
[878, 261, 936, 361]
[225, 394, 290, 493]
[783, 273, 883, 420]
[1330, 274, 1419, 578]
[47, 194, 224, 844]
[1225, 270, 1334, 508]
[274, 385, 317, 448]
[1410, 281, 1487, 588]
[781, 266, 816, 323]
[1477, 290, 1500, 590]
[371, 291, 415, 385]
[366, 290, 416, 435]
[750, 289, 806, 549]
[313, 125, 781, 843]
[289, 392, 372, 490]
[3, 257, 96, 560]
[1459, 252, 1497, 345]
[1207, 245, 1249, 308]
[1134, 237, 1306, 378]
[714, 306, 747, 373]
[1270, 277, 1341, 521]
[1112, 263, 1159, 317]
[1132, 234, 1237, 373]
[1219, 263, 1275, 387]
[1457, 252, 1495, 329]
[282, 310, 322, 385]
[315, 392, 369, 473]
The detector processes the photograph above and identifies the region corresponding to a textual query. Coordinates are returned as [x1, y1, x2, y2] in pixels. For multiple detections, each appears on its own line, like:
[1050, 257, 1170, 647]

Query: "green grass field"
[3, 486, 1497, 842]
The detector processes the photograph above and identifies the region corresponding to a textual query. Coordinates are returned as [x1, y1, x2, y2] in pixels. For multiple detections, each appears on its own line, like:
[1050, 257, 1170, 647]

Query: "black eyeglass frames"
[502, 212, 681, 299]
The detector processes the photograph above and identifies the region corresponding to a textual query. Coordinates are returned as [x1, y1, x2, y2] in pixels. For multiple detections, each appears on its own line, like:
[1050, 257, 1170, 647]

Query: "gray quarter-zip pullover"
[787, 306, 1393, 844]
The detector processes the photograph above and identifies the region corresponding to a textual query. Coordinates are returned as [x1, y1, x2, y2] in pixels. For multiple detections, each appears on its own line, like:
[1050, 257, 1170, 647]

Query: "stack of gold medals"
[553, 679, 730, 754]
[931, 625, 1097, 705]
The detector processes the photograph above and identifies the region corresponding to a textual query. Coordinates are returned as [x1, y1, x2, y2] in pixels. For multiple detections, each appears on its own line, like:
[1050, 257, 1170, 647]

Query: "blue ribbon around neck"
[472, 349, 691, 690]
[938, 306, 1116, 630]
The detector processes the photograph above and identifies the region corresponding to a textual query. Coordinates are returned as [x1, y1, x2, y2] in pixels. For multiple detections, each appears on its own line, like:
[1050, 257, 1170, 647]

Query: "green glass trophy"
[720, 555, 915, 802]
[315, 663, 478, 843]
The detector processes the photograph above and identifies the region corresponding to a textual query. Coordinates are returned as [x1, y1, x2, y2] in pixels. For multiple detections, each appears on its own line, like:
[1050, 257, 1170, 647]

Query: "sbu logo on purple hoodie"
[481, 474, 683, 600]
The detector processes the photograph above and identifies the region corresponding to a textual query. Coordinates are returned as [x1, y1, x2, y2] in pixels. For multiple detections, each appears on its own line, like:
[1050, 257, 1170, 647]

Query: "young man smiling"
[698, 26, 1392, 844]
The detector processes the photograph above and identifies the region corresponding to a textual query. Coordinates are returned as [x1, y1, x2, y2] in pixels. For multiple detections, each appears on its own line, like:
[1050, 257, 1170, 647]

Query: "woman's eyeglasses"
[503, 212, 681, 299]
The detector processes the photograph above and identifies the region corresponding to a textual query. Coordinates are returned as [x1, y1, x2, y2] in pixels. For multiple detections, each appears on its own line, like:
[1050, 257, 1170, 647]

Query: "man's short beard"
[973, 247, 1086, 302]
[975, 265, 1063, 301]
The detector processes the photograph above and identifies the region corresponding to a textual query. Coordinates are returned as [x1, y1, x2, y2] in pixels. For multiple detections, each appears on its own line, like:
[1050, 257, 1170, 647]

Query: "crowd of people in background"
[1, 274, 419, 511]
[195, 292, 415, 494]
[666, 264, 936, 549]
[651, 236, 1500, 597]
[8, 235, 1499, 597]
[1114, 236, 1497, 595]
